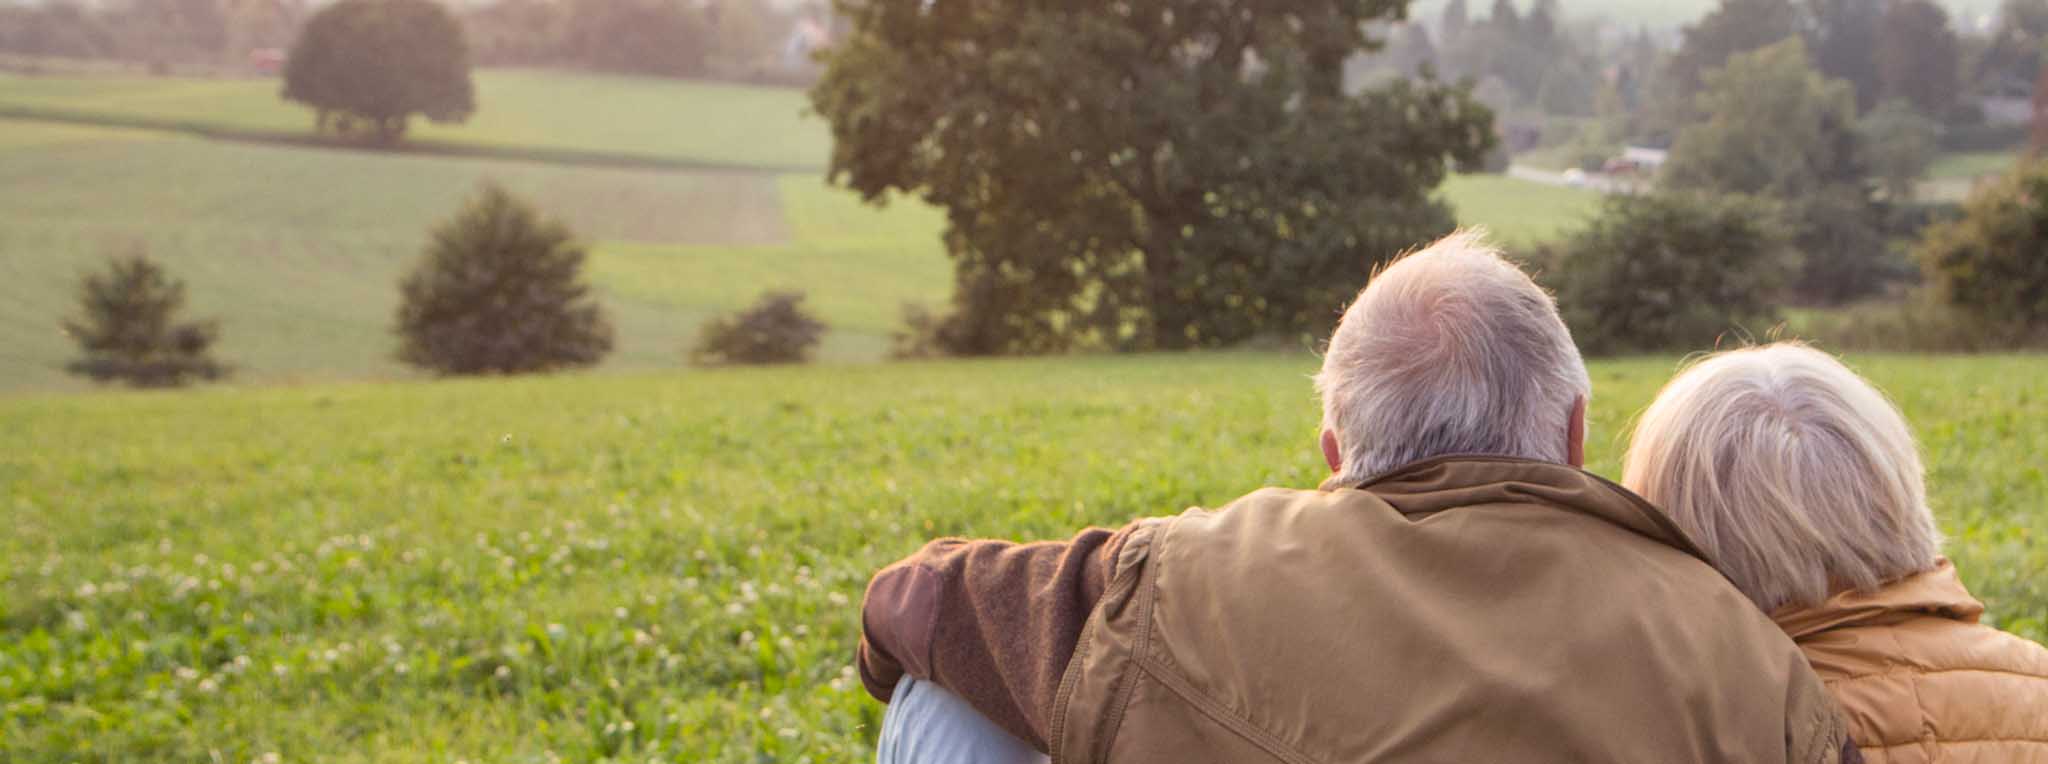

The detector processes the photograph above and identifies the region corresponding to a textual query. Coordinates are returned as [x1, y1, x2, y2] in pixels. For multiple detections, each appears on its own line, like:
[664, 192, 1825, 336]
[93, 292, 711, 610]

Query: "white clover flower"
[725, 602, 745, 615]
[255, 752, 282, 764]
[614, 607, 628, 620]
[273, 663, 290, 677]
[827, 592, 850, 607]
[76, 582, 97, 598]
[545, 623, 566, 639]
[494, 665, 512, 680]
[197, 678, 218, 693]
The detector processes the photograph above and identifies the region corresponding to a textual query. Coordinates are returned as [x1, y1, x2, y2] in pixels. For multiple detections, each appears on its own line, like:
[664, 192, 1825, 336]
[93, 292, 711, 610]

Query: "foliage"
[1545, 192, 1792, 355]
[1978, 0, 2048, 93]
[1859, 99, 1941, 203]
[1664, 0, 1800, 106]
[395, 183, 614, 375]
[1914, 159, 2048, 332]
[1666, 39, 1863, 198]
[1785, 187, 1907, 304]
[1666, 38, 1896, 304]
[1808, 0, 1885, 111]
[5, 353, 2045, 758]
[282, 0, 475, 144]
[1790, 290, 2048, 352]
[0, 116, 1566, 390]
[689, 291, 827, 366]
[60, 249, 228, 388]
[1876, 0, 1960, 120]
[811, 0, 1494, 354]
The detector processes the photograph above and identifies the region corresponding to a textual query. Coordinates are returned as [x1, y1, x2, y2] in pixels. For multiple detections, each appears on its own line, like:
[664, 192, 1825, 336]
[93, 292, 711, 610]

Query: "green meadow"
[0, 70, 829, 170]
[0, 69, 1597, 391]
[3, 66, 2044, 762]
[4, 353, 2043, 761]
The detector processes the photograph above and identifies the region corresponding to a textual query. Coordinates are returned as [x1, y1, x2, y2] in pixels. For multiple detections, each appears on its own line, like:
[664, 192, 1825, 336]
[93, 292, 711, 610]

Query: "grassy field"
[0, 93, 1587, 392]
[3, 352, 2043, 761]
[1441, 173, 1599, 245]
[1929, 150, 2019, 181]
[0, 117, 947, 391]
[0, 69, 830, 170]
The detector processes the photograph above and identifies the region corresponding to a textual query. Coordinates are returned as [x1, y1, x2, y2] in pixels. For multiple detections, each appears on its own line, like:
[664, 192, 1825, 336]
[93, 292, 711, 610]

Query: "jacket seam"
[1050, 524, 1156, 764]
[1860, 738, 2048, 748]
[1093, 521, 1169, 763]
[1823, 665, 2048, 683]
[1131, 654, 1322, 764]
[1886, 627, 1941, 760]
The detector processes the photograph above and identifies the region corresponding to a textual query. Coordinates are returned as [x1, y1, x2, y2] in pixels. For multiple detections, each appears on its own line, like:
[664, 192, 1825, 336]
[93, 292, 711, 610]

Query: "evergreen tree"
[63, 250, 228, 388]
[395, 183, 614, 375]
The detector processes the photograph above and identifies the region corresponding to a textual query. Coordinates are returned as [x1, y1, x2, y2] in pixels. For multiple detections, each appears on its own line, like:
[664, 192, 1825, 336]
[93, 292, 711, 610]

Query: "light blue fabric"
[876, 677, 1049, 764]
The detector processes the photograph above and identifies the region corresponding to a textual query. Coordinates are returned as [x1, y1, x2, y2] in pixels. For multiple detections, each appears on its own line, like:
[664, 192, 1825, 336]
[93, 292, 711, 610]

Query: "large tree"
[1666, 39, 1891, 304]
[1666, 0, 1801, 103]
[812, 0, 1493, 354]
[1807, 0, 1885, 111]
[1666, 39, 1863, 199]
[1876, 0, 1960, 119]
[282, 0, 474, 144]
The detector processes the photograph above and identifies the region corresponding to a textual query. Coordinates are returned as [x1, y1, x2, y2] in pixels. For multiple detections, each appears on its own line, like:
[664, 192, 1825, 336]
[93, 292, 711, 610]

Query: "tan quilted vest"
[1050, 457, 1846, 764]
[1776, 560, 2048, 764]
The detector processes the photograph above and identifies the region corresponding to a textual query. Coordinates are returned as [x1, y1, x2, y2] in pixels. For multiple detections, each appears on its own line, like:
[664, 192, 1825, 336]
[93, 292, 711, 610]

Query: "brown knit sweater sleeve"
[856, 521, 1147, 751]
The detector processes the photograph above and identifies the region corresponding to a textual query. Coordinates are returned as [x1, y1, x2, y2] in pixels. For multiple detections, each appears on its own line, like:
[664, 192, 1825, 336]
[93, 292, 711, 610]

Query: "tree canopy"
[63, 250, 228, 388]
[395, 184, 614, 375]
[1876, 0, 1960, 119]
[1666, 39, 1862, 199]
[282, 0, 475, 144]
[812, 0, 1494, 354]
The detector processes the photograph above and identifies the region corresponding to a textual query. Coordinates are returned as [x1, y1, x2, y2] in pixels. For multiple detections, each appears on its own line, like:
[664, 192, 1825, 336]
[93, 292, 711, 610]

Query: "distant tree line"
[1, 0, 823, 84]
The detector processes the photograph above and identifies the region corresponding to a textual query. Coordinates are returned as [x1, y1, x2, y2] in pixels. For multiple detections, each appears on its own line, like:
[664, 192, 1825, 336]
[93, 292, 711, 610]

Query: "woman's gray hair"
[1623, 342, 1943, 613]
[1315, 230, 1590, 485]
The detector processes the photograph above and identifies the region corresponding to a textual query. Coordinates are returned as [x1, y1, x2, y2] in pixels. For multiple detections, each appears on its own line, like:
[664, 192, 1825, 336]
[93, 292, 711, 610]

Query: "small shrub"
[1544, 191, 1792, 355]
[690, 291, 826, 366]
[395, 183, 614, 375]
[1914, 159, 2048, 333]
[61, 250, 228, 388]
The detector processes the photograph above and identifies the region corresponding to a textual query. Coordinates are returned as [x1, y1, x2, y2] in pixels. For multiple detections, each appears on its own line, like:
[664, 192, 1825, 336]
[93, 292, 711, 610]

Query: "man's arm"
[856, 521, 1148, 751]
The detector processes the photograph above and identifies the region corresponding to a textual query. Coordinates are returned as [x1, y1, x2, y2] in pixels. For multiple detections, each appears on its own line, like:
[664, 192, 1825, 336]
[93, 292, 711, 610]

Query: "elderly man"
[857, 232, 1859, 763]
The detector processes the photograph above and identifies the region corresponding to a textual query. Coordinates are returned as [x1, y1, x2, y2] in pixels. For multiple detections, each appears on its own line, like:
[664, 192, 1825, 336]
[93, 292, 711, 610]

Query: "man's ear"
[1321, 429, 1342, 473]
[1567, 396, 1587, 468]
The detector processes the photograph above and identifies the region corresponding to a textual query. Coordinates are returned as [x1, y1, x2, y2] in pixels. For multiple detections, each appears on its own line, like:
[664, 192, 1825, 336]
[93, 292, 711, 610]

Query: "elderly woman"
[1625, 342, 2048, 762]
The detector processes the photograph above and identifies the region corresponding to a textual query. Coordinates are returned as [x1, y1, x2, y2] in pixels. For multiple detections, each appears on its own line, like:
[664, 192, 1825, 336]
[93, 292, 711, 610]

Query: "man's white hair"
[1314, 230, 1591, 485]
[1623, 342, 1943, 612]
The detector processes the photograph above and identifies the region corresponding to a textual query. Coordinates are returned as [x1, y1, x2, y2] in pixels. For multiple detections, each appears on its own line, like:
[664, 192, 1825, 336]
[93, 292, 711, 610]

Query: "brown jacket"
[860, 456, 1853, 762]
[1774, 559, 2048, 764]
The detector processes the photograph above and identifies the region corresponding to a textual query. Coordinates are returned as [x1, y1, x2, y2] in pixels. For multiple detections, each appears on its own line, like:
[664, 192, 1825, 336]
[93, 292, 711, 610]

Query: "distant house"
[247, 47, 286, 75]
[1618, 146, 1667, 172]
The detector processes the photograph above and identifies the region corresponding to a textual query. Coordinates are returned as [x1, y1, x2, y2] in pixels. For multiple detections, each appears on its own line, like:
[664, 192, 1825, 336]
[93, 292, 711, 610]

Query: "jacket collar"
[1333, 454, 1714, 566]
[1771, 558, 1985, 640]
